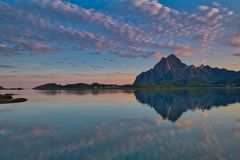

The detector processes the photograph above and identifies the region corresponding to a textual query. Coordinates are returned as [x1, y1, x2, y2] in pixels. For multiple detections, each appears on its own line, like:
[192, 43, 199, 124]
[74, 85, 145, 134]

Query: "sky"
[0, 0, 240, 88]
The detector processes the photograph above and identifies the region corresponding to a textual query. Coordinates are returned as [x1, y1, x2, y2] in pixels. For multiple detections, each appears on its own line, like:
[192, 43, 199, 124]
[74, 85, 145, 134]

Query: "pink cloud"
[132, 0, 166, 15]
[175, 45, 195, 57]
[201, 58, 208, 64]
[207, 8, 220, 17]
[152, 51, 165, 60]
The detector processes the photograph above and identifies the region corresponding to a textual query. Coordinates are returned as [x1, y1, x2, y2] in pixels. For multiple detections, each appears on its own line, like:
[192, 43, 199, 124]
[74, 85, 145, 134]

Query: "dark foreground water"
[0, 89, 240, 160]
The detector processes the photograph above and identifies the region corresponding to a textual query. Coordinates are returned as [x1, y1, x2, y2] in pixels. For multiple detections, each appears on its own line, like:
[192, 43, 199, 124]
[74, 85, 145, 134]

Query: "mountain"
[0, 86, 4, 90]
[134, 54, 240, 87]
[34, 83, 133, 90]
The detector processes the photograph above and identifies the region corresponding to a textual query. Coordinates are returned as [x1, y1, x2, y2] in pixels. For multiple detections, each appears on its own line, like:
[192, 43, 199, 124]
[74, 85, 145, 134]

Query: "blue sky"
[0, 0, 240, 87]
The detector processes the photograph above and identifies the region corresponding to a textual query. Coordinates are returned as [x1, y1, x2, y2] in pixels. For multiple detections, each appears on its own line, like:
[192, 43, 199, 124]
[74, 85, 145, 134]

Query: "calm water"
[0, 89, 240, 160]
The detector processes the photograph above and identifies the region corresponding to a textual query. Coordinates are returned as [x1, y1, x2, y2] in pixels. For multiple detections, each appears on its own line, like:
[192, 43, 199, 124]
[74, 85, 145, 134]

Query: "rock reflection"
[135, 89, 240, 122]
[37, 89, 134, 96]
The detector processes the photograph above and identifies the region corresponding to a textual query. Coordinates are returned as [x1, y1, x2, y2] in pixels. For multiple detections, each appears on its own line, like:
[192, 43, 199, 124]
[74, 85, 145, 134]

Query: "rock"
[134, 54, 240, 86]
[0, 94, 27, 104]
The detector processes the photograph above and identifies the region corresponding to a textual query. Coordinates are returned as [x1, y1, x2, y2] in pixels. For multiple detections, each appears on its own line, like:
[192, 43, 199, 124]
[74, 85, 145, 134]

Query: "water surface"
[0, 89, 240, 160]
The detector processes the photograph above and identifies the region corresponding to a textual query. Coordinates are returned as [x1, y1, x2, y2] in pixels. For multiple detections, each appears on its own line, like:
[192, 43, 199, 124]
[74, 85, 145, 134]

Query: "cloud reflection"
[1, 89, 240, 159]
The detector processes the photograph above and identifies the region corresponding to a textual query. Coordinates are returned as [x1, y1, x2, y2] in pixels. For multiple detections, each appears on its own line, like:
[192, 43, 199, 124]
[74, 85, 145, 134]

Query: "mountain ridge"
[134, 54, 240, 87]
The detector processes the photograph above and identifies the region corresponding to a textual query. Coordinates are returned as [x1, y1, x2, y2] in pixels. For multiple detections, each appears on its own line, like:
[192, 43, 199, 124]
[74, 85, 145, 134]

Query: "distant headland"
[33, 83, 134, 90]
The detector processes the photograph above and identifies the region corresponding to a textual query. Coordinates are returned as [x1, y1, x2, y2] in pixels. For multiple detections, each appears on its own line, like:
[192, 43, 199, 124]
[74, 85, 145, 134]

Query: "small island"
[0, 94, 27, 104]
[0, 85, 24, 90]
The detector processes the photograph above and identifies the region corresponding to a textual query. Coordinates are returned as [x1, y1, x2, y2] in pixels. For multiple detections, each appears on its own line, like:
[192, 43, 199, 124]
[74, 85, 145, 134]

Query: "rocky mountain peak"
[154, 54, 185, 70]
[133, 54, 240, 86]
[166, 54, 178, 60]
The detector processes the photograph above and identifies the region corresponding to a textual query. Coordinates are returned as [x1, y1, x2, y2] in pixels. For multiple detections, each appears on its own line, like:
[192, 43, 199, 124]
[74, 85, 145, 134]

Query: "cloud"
[152, 51, 165, 59]
[227, 11, 234, 16]
[0, 65, 17, 69]
[198, 5, 210, 11]
[207, 8, 220, 17]
[0, 43, 18, 55]
[233, 53, 240, 57]
[201, 58, 208, 64]
[212, 2, 221, 7]
[90, 65, 104, 70]
[32, 0, 149, 44]
[20, 41, 59, 54]
[70, 62, 81, 68]
[161, 42, 195, 57]
[228, 36, 240, 47]
[175, 45, 195, 57]
[132, 0, 164, 15]
[0, 0, 238, 60]
[222, 36, 240, 56]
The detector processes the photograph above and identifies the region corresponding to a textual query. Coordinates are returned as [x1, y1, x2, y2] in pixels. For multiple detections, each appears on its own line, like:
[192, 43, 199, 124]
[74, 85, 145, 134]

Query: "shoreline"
[32, 86, 240, 91]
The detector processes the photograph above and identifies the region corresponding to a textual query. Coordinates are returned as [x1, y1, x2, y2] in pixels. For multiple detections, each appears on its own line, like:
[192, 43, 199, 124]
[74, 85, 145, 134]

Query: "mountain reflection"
[134, 89, 240, 122]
